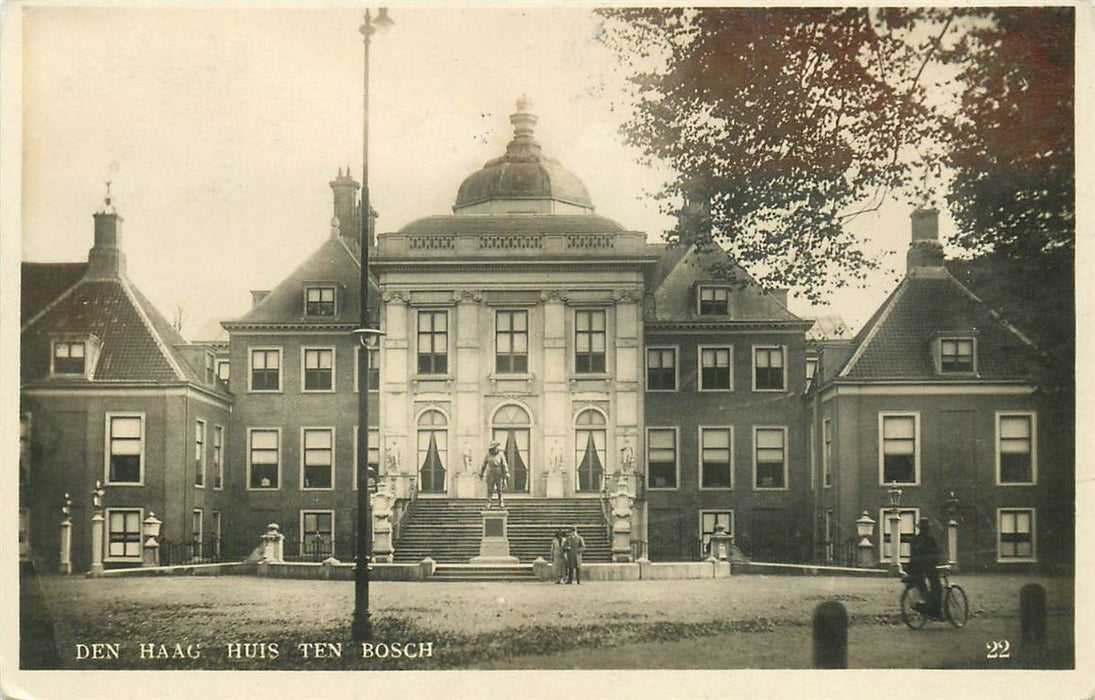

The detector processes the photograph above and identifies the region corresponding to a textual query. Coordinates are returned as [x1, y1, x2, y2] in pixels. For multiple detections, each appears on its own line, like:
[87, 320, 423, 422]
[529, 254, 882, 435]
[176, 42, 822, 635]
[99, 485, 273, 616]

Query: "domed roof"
[454, 97, 594, 213]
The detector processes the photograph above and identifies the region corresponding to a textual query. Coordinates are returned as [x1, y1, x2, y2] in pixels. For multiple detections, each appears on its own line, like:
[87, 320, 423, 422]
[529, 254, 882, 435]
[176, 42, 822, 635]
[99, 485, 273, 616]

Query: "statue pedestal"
[470, 509, 518, 564]
[544, 471, 565, 498]
[456, 472, 479, 499]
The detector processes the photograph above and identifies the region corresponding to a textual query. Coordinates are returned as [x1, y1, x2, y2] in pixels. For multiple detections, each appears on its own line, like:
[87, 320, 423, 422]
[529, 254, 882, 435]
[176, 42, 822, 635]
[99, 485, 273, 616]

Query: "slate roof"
[648, 244, 809, 325]
[21, 267, 199, 384]
[838, 273, 1038, 381]
[224, 235, 378, 327]
[21, 262, 87, 323]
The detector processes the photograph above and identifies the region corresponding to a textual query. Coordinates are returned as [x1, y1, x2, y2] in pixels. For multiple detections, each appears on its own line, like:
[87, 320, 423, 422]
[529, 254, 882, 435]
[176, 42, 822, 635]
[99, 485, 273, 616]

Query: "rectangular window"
[213, 425, 224, 489]
[353, 346, 381, 392]
[699, 347, 732, 391]
[647, 428, 677, 489]
[106, 508, 142, 560]
[53, 340, 86, 375]
[302, 428, 334, 489]
[753, 346, 786, 391]
[352, 426, 381, 491]
[997, 413, 1036, 485]
[700, 427, 732, 489]
[495, 309, 529, 374]
[754, 427, 787, 489]
[191, 509, 204, 559]
[107, 414, 143, 484]
[700, 511, 734, 557]
[194, 420, 205, 487]
[249, 348, 281, 391]
[823, 418, 833, 487]
[998, 508, 1036, 562]
[211, 511, 222, 558]
[574, 309, 606, 373]
[216, 359, 230, 386]
[879, 508, 919, 562]
[305, 286, 336, 316]
[248, 429, 279, 489]
[940, 338, 975, 373]
[302, 348, 334, 392]
[646, 348, 677, 391]
[880, 413, 918, 485]
[417, 310, 449, 374]
[698, 286, 730, 315]
[301, 511, 335, 557]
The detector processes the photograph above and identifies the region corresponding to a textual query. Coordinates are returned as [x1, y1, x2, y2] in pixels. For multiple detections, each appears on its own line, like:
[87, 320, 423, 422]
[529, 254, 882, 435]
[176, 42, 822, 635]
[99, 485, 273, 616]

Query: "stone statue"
[549, 439, 564, 473]
[479, 440, 509, 509]
[385, 440, 401, 472]
[620, 440, 634, 472]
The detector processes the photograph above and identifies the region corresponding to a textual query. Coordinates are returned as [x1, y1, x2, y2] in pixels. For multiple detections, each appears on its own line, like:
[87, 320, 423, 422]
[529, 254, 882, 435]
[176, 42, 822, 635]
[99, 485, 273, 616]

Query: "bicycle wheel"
[900, 586, 929, 630]
[944, 585, 969, 628]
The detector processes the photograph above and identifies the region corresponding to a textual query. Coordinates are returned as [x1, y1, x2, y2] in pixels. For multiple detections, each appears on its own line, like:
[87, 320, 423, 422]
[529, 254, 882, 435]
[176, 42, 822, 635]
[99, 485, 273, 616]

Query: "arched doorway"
[574, 408, 606, 492]
[492, 404, 531, 493]
[417, 409, 448, 493]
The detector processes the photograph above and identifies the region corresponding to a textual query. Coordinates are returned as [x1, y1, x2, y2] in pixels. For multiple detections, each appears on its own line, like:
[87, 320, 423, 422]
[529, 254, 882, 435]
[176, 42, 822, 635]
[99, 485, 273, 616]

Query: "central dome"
[453, 97, 594, 215]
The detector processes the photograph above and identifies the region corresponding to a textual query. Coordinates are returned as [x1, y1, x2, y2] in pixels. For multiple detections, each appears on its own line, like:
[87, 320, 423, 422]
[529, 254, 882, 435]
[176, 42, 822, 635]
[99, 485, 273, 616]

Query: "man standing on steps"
[564, 525, 585, 584]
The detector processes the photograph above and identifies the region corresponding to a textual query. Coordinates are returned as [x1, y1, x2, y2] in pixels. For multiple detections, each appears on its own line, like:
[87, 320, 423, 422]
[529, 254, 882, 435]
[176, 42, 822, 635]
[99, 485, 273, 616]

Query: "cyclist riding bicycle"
[904, 518, 942, 618]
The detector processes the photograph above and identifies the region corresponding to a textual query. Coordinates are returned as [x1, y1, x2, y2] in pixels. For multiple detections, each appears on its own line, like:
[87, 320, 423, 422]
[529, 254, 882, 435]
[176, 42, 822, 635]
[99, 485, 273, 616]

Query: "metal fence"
[159, 537, 226, 566]
[282, 537, 358, 563]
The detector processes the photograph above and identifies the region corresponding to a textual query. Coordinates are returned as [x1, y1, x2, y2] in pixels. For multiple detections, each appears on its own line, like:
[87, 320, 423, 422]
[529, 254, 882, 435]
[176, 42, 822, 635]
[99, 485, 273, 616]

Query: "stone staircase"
[393, 498, 612, 567]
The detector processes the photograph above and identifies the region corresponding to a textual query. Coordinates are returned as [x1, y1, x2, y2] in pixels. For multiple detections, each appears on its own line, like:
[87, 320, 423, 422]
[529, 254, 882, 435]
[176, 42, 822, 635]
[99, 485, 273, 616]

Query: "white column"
[59, 519, 72, 574]
[89, 512, 104, 576]
[947, 517, 959, 571]
[888, 510, 903, 575]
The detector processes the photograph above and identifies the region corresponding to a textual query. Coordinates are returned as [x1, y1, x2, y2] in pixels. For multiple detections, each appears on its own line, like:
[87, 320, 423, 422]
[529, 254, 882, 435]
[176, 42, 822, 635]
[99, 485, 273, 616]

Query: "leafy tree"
[597, 7, 953, 301]
[596, 8, 1073, 308]
[944, 7, 1073, 258]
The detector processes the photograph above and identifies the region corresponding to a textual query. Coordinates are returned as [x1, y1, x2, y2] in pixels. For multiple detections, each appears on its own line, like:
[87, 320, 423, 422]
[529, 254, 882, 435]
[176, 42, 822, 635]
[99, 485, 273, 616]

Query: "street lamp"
[352, 6, 393, 644]
[887, 481, 903, 576]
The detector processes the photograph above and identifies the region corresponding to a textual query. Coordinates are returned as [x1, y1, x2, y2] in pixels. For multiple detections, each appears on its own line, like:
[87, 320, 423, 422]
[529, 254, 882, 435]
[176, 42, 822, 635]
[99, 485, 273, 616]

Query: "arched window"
[575, 409, 606, 492]
[492, 404, 531, 492]
[417, 410, 448, 493]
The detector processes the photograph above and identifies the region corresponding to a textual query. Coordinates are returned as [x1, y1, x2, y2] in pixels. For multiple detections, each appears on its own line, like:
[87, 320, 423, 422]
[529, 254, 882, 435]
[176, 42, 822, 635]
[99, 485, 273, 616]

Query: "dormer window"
[305, 286, 337, 317]
[935, 336, 976, 374]
[51, 336, 100, 378]
[697, 286, 730, 316]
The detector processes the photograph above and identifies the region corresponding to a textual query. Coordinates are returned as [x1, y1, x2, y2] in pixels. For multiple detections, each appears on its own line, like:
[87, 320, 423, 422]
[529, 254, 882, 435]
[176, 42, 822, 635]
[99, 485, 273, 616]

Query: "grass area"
[26, 571, 1073, 671]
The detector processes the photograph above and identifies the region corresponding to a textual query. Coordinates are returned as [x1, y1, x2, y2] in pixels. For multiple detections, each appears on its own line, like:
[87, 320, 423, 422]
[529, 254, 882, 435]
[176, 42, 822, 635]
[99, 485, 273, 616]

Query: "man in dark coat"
[564, 526, 585, 584]
[906, 518, 942, 617]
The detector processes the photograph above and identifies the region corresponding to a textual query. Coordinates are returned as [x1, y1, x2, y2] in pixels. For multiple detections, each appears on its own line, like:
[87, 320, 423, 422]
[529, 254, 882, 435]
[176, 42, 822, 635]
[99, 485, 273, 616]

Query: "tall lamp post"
[352, 6, 393, 644]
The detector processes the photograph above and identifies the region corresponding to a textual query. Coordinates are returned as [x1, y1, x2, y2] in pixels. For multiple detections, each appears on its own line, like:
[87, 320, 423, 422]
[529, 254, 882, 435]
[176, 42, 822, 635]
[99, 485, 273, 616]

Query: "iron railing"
[159, 537, 226, 565]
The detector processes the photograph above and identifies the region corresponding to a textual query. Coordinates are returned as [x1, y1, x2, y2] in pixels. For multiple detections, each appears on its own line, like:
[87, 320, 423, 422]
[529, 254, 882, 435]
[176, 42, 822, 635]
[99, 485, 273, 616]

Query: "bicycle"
[900, 564, 969, 630]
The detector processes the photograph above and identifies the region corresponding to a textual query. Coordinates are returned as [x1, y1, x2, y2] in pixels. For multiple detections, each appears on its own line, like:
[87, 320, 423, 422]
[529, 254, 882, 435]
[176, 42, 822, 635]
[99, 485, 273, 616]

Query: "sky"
[19, 4, 955, 340]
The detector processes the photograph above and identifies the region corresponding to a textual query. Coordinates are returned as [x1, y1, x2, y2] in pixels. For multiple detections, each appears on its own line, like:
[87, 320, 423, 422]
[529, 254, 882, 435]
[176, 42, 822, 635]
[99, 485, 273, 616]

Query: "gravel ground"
[28, 571, 1074, 671]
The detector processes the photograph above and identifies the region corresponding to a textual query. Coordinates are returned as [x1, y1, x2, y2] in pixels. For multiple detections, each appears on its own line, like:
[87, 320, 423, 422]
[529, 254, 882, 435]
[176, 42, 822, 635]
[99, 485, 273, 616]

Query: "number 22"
[986, 640, 1011, 658]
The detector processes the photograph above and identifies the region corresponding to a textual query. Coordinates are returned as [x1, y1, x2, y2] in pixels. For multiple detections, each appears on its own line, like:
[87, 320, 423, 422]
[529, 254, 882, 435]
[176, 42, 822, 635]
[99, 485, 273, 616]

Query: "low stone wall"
[254, 559, 426, 581]
[97, 562, 254, 577]
[583, 563, 640, 581]
[638, 559, 730, 580]
[730, 561, 892, 577]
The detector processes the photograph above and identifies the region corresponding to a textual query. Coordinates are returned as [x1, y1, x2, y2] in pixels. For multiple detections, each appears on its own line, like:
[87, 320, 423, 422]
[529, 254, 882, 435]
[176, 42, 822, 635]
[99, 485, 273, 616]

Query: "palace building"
[20, 99, 1072, 573]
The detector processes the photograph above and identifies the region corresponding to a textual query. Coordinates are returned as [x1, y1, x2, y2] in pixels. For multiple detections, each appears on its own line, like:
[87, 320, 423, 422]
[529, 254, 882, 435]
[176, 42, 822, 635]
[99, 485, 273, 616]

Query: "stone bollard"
[59, 519, 72, 575]
[812, 601, 848, 669]
[320, 556, 341, 580]
[418, 557, 436, 580]
[88, 512, 105, 576]
[532, 556, 551, 581]
[1019, 583, 1047, 666]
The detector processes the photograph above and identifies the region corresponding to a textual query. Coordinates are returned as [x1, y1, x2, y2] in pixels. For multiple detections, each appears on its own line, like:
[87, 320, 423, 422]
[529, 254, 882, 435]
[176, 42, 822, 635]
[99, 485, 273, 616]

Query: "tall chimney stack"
[906, 207, 944, 274]
[330, 168, 361, 245]
[86, 185, 126, 279]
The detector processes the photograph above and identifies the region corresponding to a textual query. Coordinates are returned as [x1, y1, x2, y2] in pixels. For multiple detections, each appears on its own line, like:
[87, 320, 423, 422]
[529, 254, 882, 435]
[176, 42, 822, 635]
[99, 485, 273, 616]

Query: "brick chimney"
[906, 207, 944, 274]
[330, 167, 360, 244]
[86, 188, 126, 279]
